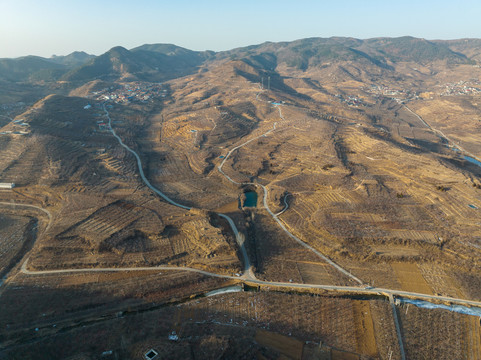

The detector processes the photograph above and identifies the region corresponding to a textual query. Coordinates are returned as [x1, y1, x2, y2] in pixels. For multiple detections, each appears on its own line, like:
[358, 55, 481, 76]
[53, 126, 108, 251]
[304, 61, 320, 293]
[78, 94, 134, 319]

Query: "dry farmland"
[1, 39, 481, 359]
[2, 288, 478, 359]
[0, 213, 34, 277]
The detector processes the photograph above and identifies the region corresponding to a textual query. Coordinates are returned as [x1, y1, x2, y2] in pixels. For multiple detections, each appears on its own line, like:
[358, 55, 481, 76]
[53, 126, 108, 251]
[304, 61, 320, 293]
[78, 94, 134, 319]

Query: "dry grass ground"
[112, 58, 480, 295]
[255, 329, 304, 359]
[398, 302, 473, 360]
[116, 60, 481, 295]
[352, 301, 377, 357]
[465, 315, 481, 360]
[0, 270, 229, 345]
[391, 262, 434, 294]
[1, 50, 481, 359]
[1, 291, 403, 359]
[410, 96, 481, 158]
[0, 94, 241, 274]
[6, 287, 477, 360]
[0, 213, 33, 275]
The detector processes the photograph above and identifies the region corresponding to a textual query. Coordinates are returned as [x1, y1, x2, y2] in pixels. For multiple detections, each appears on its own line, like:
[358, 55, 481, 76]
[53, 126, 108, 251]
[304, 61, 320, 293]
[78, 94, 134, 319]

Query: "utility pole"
[261, 77, 264, 89]
[267, 76, 271, 90]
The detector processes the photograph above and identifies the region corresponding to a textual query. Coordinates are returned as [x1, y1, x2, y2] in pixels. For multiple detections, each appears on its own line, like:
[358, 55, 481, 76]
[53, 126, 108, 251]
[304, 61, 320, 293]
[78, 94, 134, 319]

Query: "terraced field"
[0, 213, 33, 276]
[1, 37, 481, 360]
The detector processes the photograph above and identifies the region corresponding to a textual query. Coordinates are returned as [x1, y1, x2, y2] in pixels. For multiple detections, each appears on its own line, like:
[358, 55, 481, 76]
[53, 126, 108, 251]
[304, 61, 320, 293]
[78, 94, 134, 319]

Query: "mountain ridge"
[0, 36, 479, 84]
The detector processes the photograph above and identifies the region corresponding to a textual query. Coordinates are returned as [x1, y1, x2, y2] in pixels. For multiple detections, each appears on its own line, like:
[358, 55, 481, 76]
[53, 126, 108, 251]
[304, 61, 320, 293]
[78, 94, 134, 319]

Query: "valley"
[0, 36, 481, 359]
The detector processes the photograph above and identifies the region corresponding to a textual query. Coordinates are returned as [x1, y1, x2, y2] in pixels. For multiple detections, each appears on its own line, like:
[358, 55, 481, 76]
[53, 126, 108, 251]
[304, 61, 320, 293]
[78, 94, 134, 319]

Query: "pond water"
[464, 155, 481, 168]
[205, 285, 243, 297]
[243, 191, 258, 207]
[400, 298, 481, 317]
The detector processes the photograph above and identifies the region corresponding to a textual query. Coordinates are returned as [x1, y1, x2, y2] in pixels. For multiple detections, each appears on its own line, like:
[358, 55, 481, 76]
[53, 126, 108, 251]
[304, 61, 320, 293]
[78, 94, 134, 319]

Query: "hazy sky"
[2, 0, 481, 58]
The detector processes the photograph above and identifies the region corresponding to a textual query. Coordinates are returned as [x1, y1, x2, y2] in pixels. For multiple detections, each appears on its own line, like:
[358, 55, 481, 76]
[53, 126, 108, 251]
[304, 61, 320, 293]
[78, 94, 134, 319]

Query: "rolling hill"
[49, 51, 96, 67]
[1, 37, 478, 85]
[62, 44, 214, 82]
[0, 56, 68, 82]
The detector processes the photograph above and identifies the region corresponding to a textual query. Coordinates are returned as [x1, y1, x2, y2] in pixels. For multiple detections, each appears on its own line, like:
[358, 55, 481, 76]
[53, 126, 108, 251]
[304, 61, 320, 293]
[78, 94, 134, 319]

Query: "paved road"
[245, 278, 481, 309]
[0, 201, 52, 291]
[217, 97, 363, 285]
[404, 104, 481, 163]
[0, 201, 52, 233]
[103, 105, 252, 275]
[275, 193, 290, 216]
[3, 191, 478, 308]
[18, 260, 481, 309]
[6, 99, 481, 321]
[218, 213, 254, 278]
[5, 106, 480, 309]
[389, 293, 406, 360]
[104, 105, 190, 210]
[21, 261, 232, 279]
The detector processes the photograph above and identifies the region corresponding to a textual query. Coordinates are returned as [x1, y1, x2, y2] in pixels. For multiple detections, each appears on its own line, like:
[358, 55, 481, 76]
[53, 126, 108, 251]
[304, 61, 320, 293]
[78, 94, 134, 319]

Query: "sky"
[1, 0, 481, 58]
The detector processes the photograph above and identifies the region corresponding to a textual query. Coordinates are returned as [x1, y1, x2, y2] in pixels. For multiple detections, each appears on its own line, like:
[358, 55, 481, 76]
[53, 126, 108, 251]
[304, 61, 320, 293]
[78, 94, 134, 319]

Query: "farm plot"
[0, 214, 33, 274]
[249, 212, 323, 282]
[370, 246, 420, 258]
[296, 261, 332, 284]
[391, 262, 433, 294]
[418, 263, 464, 298]
[0, 289, 402, 360]
[0, 270, 226, 333]
[255, 329, 304, 359]
[398, 301, 471, 359]
[352, 301, 377, 357]
[0, 136, 27, 174]
[177, 292, 393, 358]
[465, 315, 481, 360]
[28, 196, 240, 272]
[55, 200, 148, 249]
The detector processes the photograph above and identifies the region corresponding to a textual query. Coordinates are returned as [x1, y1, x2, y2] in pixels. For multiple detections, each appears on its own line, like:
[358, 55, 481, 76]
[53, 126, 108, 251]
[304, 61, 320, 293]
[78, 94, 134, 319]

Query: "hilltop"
[1, 36, 481, 359]
[0, 36, 479, 85]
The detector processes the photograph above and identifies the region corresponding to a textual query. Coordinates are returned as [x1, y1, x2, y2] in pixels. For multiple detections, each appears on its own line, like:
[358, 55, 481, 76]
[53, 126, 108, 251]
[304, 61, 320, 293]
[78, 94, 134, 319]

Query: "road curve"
[275, 193, 290, 216]
[404, 104, 481, 163]
[0, 201, 53, 290]
[217, 99, 363, 285]
[0, 201, 52, 234]
[104, 105, 190, 210]
[103, 105, 252, 275]
[18, 261, 481, 309]
[9, 100, 481, 317]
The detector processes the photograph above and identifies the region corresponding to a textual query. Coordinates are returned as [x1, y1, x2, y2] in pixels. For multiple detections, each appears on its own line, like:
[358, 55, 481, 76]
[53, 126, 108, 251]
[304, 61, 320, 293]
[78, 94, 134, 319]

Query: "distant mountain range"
[0, 36, 479, 83]
[62, 45, 214, 82]
[50, 51, 96, 67]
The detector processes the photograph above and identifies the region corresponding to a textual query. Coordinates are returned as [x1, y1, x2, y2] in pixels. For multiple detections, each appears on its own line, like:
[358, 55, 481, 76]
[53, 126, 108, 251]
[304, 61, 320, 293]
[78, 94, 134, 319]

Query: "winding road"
[103, 105, 253, 277]
[16, 255, 481, 310]
[275, 193, 291, 216]
[404, 104, 481, 163]
[217, 97, 363, 285]
[0, 201, 52, 234]
[0, 201, 52, 290]
[3, 92, 481, 346]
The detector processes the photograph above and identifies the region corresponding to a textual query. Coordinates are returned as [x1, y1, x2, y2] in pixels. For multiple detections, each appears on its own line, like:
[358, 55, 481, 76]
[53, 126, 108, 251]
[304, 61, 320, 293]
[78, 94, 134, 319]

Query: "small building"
[0, 183, 15, 189]
[168, 331, 179, 341]
[144, 349, 158, 360]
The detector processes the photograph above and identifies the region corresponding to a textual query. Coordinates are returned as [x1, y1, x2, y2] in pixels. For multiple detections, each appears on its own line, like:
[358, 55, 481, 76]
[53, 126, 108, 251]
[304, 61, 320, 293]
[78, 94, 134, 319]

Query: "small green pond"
[243, 191, 258, 207]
